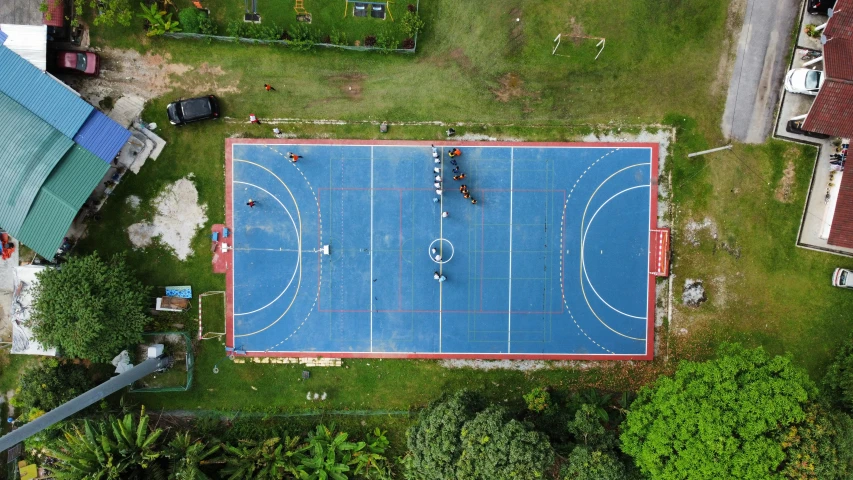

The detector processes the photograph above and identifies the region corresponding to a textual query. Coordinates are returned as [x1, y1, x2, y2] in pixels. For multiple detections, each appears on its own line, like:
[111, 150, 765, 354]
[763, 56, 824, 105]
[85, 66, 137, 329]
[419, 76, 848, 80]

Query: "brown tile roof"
[829, 169, 853, 248]
[826, 0, 853, 40]
[42, 0, 64, 27]
[825, 38, 853, 81]
[802, 79, 853, 137]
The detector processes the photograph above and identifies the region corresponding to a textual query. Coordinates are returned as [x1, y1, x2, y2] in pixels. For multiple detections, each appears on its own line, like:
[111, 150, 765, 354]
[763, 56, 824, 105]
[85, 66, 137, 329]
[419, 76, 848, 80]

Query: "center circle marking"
[428, 238, 454, 264]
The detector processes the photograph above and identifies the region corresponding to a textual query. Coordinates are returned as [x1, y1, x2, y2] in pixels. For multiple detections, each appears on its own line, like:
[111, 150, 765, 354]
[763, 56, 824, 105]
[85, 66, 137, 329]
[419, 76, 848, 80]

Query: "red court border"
[224, 139, 659, 361]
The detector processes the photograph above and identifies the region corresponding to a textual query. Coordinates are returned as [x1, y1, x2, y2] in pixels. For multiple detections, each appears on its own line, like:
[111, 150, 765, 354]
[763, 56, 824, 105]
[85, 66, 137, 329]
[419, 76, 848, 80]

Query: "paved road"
[721, 0, 800, 143]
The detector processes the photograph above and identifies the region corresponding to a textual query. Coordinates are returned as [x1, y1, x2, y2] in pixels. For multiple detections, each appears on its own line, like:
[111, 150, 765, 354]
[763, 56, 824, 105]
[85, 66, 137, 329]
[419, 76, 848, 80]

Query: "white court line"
[370, 146, 374, 353]
[577, 163, 650, 341]
[233, 159, 304, 338]
[233, 180, 300, 317]
[507, 148, 514, 353]
[580, 184, 649, 320]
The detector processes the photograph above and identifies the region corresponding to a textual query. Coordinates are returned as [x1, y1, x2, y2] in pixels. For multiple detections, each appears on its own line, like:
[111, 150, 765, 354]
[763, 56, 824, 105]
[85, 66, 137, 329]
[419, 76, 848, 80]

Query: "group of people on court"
[430, 144, 478, 283]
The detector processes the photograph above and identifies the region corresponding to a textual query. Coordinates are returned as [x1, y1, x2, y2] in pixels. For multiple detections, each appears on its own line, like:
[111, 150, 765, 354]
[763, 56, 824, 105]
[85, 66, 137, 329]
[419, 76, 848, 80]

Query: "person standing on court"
[247, 199, 257, 208]
[453, 173, 466, 181]
[287, 152, 301, 163]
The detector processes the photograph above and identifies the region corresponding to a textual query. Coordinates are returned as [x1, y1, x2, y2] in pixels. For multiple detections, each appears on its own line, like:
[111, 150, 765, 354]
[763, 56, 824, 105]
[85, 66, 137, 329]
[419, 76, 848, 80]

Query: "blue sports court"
[224, 140, 661, 359]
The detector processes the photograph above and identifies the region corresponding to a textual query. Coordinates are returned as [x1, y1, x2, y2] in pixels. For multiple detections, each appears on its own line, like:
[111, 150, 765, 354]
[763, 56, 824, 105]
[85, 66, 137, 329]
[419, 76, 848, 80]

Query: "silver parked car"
[832, 268, 853, 288]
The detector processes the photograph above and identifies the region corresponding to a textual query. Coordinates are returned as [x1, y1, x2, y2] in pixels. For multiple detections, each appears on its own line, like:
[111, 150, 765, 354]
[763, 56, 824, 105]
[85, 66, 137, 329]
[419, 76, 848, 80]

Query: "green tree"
[560, 447, 626, 480]
[28, 252, 150, 362]
[456, 406, 555, 480]
[166, 432, 220, 480]
[523, 387, 552, 413]
[621, 344, 816, 480]
[824, 335, 853, 410]
[778, 404, 853, 480]
[47, 407, 166, 479]
[403, 389, 480, 480]
[12, 360, 93, 420]
[568, 404, 617, 450]
[218, 436, 306, 479]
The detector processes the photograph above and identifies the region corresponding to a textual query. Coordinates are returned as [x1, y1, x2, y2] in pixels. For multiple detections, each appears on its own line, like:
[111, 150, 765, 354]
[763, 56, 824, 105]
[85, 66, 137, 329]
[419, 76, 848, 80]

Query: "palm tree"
[166, 432, 220, 480]
[218, 435, 307, 480]
[47, 406, 166, 480]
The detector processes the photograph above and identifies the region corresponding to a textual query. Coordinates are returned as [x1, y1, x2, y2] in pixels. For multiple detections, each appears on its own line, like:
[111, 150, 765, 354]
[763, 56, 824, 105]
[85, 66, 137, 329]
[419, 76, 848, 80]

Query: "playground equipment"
[344, 0, 393, 20]
[294, 0, 309, 16]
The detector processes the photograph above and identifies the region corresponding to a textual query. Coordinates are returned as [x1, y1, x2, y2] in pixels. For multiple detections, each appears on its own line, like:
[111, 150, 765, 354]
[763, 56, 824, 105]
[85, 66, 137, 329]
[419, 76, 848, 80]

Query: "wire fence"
[163, 31, 418, 54]
[129, 332, 194, 393]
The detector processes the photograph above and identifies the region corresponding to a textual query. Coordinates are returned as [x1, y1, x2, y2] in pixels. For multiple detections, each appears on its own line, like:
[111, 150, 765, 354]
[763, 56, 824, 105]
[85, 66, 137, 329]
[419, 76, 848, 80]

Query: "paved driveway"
[721, 0, 801, 143]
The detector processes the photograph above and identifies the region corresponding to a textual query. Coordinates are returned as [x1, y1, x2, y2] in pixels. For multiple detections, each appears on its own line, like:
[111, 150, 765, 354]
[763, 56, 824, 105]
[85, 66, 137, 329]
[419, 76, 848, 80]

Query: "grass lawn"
[19, 0, 845, 427]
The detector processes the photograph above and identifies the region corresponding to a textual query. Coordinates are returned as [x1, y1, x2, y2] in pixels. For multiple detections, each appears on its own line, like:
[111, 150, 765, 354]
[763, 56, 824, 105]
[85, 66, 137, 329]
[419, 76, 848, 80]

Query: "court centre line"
[507, 148, 514, 353]
[232, 180, 300, 317]
[438, 147, 444, 353]
[370, 146, 374, 353]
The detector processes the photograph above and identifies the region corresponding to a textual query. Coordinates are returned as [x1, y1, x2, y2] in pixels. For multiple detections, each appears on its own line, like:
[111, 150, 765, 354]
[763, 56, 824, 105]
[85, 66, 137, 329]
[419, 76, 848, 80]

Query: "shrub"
[178, 8, 201, 33]
[805, 23, 822, 38]
[824, 335, 853, 410]
[407, 3, 416, 12]
[364, 35, 377, 47]
[523, 387, 551, 413]
[375, 28, 399, 52]
[226, 21, 283, 41]
[287, 22, 315, 51]
[198, 14, 216, 35]
[330, 28, 348, 46]
[400, 10, 424, 38]
[402, 38, 415, 49]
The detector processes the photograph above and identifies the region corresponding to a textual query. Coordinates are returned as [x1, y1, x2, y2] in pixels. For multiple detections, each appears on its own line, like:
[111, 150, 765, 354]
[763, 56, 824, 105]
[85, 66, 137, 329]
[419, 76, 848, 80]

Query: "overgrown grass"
[90, 0, 732, 134]
[667, 125, 853, 378]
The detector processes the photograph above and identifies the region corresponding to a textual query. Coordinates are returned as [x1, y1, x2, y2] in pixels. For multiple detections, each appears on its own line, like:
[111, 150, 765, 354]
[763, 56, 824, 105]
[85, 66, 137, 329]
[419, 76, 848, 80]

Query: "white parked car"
[784, 68, 825, 95]
[832, 268, 853, 288]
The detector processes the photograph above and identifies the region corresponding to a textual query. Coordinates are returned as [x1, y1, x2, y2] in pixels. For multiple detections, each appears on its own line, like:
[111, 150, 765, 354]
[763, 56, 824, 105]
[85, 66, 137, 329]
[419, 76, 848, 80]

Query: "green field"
[4, 0, 851, 433]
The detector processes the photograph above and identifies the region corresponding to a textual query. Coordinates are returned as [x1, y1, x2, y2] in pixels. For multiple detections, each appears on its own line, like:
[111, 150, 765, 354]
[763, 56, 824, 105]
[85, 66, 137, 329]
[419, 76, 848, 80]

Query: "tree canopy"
[456, 406, 554, 480]
[561, 447, 626, 480]
[403, 389, 480, 479]
[824, 335, 853, 410]
[28, 252, 150, 362]
[620, 344, 816, 480]
[13, 360, 93, 420]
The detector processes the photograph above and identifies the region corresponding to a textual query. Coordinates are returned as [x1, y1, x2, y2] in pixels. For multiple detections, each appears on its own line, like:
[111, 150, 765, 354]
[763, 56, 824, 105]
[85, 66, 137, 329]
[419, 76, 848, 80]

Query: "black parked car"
[167, 95, 220, 126]
[786, 119, 831, 139]
[808, 0, 836, 15]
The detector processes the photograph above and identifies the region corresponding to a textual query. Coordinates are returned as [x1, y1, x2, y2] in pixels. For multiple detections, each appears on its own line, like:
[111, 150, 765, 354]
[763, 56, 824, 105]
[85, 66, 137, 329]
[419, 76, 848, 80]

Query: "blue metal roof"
[73, 110, 131, 164]
[0, 30, 8, 45]
[0, 46, 93, 138]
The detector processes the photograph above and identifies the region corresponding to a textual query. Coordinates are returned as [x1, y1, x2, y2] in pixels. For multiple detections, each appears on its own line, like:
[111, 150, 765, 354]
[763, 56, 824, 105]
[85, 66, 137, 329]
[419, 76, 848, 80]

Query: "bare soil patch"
[328, 73, 366, 101]
[448, 48, 475, 75]
[62, 48, 238, 109]
[492, 72, 526, 102]
[774, 160, 796, 203]
[127, 177, 208, 260]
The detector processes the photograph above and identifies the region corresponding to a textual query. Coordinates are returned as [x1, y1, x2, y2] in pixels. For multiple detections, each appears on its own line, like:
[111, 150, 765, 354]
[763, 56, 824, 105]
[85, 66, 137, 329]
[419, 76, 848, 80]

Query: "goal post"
[198, 291, 226, 340]
[552, 33, 606, 60]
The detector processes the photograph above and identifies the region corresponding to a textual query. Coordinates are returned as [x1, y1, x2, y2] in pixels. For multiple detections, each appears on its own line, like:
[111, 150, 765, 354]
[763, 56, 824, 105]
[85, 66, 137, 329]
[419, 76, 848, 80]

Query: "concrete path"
[721, 0, 801, 143]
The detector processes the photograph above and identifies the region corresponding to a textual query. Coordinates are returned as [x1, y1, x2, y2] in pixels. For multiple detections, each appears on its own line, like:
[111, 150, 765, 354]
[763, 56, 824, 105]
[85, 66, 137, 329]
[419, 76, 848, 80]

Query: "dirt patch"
[774, 160, 796, 203]
[328, 73, 366, 101]
[567, 17, 586, 45]
[127, 177, 208, 260]
[508, 8, 525, 55]
[492, 72, 526, 102]
[61, 48, 239, 109]
[448, 48, 475, 75]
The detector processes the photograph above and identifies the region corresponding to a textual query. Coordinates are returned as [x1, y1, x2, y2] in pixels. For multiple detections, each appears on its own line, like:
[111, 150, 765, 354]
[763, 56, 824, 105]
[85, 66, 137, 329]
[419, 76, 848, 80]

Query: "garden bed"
[159, 0, 421, 52]
[130, 332, 193, 392]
